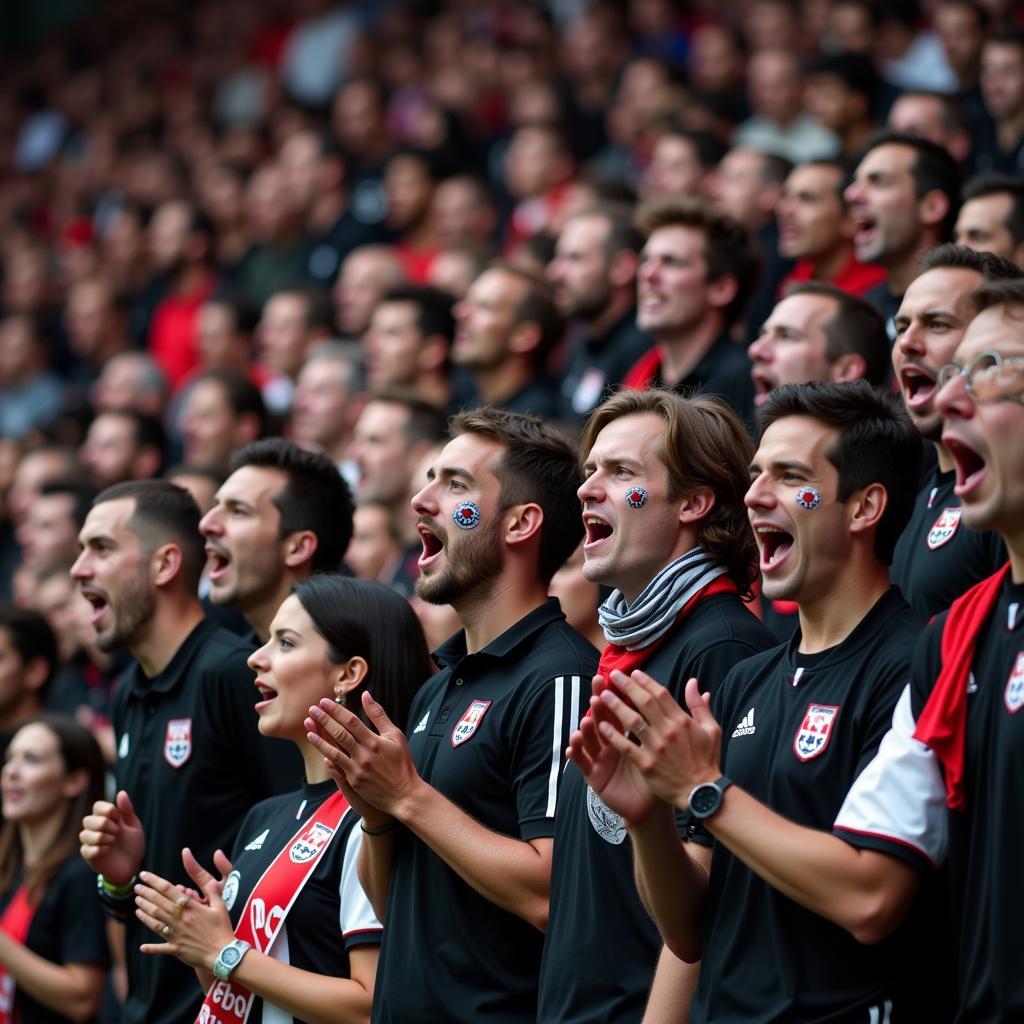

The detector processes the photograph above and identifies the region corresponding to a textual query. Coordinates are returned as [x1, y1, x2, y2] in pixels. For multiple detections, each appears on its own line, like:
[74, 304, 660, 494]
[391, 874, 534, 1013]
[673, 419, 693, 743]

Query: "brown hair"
[581, 388, 759, 595]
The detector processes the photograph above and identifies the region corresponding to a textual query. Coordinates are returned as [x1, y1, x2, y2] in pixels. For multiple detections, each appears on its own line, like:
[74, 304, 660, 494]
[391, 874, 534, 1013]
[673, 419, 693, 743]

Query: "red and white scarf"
[196, 791, 351, 1024]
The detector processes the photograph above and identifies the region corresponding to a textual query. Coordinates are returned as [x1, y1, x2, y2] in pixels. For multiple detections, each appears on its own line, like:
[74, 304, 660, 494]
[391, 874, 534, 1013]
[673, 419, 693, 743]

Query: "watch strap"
[213, 939, 251, 982]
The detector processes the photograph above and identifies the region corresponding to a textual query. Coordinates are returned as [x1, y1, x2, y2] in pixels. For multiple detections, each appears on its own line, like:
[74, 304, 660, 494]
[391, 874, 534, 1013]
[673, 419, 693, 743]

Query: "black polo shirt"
[372, 599, 597, 1024]
[112, 618, 300, 1024]
[224, 780, 381, 1024]
[907, 576, 1024, 1020]
[0, 857, 109, 1024]
[689, 588, 921, 1023]
[891, 465, 1006, 621]
[538, 592, 775, 1024]
[558, 309, 653, 422]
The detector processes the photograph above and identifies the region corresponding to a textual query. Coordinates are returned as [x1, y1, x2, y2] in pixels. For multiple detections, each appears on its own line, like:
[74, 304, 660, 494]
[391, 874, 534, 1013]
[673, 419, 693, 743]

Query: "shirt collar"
[122, 618, 218, 697]
[433, 598, 566, 668]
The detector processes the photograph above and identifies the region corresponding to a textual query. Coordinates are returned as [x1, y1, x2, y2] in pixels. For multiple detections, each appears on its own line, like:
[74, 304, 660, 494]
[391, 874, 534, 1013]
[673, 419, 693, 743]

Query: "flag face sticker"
[793, 704, 839, 761]
[927, 508, 961, 550]
[451, 700, 492, 747]
[625, 486, 648, 509]
[1005, 652, 1024, 714]
[795, 486, 821, 510]
[452, 501, 481, 529]
[163, 719, 192, 768]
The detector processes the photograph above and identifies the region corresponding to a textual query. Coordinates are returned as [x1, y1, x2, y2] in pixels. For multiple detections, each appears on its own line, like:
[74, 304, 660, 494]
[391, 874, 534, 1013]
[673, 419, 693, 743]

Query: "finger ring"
[174, 895, 189, 919]
[632, 721, 648, 738]
[162, 924, 172, 938]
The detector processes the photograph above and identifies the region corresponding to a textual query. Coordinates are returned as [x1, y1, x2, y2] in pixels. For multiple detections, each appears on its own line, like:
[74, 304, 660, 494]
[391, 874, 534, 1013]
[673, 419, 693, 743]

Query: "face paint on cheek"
[625, 486, 649, 509]
[452, 501, 482, 529]
[796, 486, 821, 510]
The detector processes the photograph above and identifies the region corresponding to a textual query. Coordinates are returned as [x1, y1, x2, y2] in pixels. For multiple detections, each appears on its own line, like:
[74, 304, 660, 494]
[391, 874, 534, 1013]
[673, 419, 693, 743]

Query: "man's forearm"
[394, 780, 553, 932]
[629, 801, 709, 962]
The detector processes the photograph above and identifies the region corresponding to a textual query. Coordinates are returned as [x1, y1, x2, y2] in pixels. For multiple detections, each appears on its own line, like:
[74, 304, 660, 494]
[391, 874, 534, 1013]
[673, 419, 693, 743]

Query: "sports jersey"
[372, 599, 597, 1024]
[835, 574, 1024, 1021]
[689, 588, 920, 1023]
[538, 592, 774, 1024]
[891, 465, 1006, 620]
[0, 857, 109, 1024]
[221, 779, 381, 1024]
[112, 618, 298, 1024]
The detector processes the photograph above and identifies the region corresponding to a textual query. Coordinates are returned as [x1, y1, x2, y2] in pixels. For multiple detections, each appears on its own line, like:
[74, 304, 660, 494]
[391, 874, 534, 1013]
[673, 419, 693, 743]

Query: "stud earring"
[334, 691, 347, 706]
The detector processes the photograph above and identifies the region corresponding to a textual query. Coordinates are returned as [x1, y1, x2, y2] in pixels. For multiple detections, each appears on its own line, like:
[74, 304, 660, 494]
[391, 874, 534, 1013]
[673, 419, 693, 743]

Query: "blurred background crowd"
[1, 0, 1024, 758]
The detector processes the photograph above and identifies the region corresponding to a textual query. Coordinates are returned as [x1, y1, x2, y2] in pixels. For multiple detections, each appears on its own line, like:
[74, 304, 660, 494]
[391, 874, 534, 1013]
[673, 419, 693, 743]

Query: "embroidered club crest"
[289, 820, 335, 863]
[1004, 652, 1024, 714]
[795, 486, 821, 510]
[163, 719, 192, 768]
[927, 507, 961, 551]
[625, 486, 649, 509]
[452, 501, 481, 529]
[586, 785, 627, 845]
[793, 703, 840, 761]
[451, 699, 492, 747]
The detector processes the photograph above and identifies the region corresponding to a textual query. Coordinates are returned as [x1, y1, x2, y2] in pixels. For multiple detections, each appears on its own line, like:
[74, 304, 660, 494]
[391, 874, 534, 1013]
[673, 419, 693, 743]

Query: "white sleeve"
[833, 684, 949, 868]
[338, 822, 382, 945]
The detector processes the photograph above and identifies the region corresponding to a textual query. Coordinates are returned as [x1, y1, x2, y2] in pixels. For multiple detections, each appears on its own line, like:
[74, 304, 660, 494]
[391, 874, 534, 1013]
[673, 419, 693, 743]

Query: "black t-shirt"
[558, 309, 653, 423]
[651, 333, 757, 434]
[0, 857, 110, 1024]
[538, 593, 775, 1024]
[221, 780, 381, 1024]
[690, 589, 921, 1023]
[908, 577, 1024, 1021]
[891, 465, 1007, 622]
[112, 619, 301, 1024]
[372, 600, 597, 1024]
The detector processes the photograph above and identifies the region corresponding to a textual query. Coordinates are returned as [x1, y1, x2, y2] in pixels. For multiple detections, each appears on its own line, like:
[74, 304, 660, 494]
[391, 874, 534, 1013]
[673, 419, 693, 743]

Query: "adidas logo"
[244, 829, 269, 851]
[967, 672, 978, 695]
[413, 711, 430, 734]
[732, 708, 756, 737]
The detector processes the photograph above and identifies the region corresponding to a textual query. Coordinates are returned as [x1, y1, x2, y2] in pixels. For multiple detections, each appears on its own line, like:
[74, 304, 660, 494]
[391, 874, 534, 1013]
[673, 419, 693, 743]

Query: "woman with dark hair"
[0, 714, 108, 1023]
[133, 575, 432, 1024]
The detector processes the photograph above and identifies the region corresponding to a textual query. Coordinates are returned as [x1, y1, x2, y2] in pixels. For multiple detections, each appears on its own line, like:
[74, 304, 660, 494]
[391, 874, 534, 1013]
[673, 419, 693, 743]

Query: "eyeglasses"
[935, 350, 1024, 406]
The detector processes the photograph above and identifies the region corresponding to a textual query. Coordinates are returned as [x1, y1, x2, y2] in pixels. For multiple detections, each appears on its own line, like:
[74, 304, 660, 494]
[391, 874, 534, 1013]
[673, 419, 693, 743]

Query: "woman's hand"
[134, 848, 236, 972]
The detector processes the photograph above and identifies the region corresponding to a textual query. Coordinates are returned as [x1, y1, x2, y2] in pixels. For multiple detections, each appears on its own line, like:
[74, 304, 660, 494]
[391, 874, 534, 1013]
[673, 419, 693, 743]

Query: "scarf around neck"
[598, 547, 728, 652]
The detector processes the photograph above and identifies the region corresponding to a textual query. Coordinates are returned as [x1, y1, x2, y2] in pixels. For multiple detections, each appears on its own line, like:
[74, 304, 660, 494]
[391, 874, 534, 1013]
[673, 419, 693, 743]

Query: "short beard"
[415, 517, 503, 607]
[96, 569, 156, 653]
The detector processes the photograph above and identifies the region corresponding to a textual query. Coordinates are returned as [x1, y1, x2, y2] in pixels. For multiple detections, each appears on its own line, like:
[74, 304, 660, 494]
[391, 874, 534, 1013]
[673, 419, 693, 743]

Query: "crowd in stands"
[1, 0, 1024, 1021]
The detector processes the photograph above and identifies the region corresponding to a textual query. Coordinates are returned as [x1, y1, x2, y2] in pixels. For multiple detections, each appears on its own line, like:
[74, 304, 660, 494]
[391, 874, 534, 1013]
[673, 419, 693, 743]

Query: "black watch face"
[222, 947, 241, 967]
[691, 785, 720, 817]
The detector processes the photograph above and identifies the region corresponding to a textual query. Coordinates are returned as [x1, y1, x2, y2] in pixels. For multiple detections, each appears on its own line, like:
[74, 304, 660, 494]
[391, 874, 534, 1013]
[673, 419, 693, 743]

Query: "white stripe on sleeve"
[545, 676, 573, 817]
[338, 822, 382, 940]
[834, 685, 948, 867]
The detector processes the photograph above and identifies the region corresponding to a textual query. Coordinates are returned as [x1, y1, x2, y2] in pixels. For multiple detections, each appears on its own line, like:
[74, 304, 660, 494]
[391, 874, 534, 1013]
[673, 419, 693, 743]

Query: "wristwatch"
[687, 776, 733, 820]
[213, 939, 251, 982]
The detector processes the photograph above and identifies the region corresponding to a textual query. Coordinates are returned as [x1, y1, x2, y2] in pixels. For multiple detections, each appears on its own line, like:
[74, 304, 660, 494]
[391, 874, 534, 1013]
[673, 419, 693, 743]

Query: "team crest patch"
[222, 870, 241, 912]
[794, 704, 840, 762]
[289, 820, 335, 863]
[1004, 652, 1024, 713]
[586, 785, 627, 845]
[451, 699, 492, 747]
[163, 719, 192, 768]
[927, 508, 961, 550]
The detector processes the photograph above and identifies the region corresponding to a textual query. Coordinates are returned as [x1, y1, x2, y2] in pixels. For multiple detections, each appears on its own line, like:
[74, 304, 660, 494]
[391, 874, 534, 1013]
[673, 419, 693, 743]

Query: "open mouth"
[852, 211, 876, 249]
[205, 545, 232, 583]
[80, 587, 109, 626]
[254, 679, 278, 711]
[756, 526, 794, 573]
[417, 525, 445, 567]
[752, 372, 777, 405]
[900, 366, 936, 411]
[583, 515, 613, 549]
[943, 437, 987, 497]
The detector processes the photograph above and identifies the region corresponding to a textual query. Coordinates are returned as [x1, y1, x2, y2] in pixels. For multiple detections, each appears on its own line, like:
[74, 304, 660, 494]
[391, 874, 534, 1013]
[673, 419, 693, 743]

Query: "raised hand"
[306, 690, 422, 822]
[80, 790, 146, 885]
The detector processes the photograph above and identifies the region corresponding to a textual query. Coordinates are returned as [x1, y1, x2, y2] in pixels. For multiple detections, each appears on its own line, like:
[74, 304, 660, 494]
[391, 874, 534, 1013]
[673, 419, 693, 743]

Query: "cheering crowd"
[1, 0, 1024, 1021]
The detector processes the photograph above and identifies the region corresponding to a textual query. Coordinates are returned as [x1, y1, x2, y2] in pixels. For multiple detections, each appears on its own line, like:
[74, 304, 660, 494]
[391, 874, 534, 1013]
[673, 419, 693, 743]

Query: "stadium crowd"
[1, 0, 1024, 1021]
